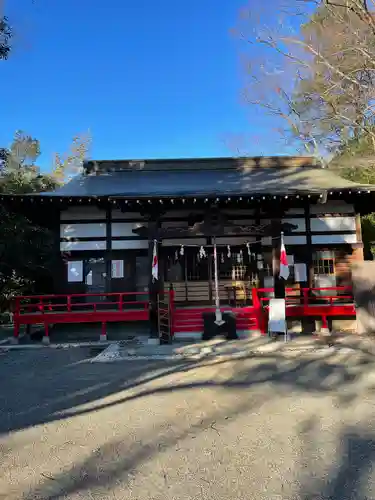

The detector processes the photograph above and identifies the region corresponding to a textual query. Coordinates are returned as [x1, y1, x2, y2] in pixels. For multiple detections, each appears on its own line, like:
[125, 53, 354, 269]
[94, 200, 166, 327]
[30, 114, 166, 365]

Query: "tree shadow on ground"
[297, 416, 375, 500]
[3, 343, 375, 499]
[1, 342, 375, 438]
[21, 382, 375, 500]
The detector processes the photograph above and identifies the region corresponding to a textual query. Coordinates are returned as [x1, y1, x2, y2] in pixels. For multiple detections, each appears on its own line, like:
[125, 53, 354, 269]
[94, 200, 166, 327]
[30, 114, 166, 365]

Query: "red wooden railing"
[171, 286, 355, 336]
[255, 286, 355, 332]
[13, 291, 154, 341]
[15, 291, 151, 315]
[12, 286, 356, 341]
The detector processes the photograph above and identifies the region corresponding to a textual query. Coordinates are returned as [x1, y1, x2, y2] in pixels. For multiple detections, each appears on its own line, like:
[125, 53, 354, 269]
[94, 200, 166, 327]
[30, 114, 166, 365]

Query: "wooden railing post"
[252, 288, 266, 335]
[100, 322, 107, 342]
[169, 284, 175, 338]
[302, 288, 309, 307]
[12, 297, 20, 344]
[42, 323, 50, 345]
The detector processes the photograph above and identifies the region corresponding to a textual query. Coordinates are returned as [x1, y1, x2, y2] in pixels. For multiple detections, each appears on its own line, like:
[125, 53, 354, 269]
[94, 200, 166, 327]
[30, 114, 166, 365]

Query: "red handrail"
[14, 290, 176, 317]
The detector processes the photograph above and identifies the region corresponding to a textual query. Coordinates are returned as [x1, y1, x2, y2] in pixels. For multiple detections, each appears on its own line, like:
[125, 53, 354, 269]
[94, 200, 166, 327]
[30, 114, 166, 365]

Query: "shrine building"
[4, 156, 375, 343]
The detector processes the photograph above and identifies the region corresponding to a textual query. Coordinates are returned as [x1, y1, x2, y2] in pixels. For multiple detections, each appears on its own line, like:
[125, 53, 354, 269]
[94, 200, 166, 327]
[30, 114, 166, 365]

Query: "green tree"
[0, 132, 59, 310]
[51, 131, 91, 183]
[0, 15, 11, 60]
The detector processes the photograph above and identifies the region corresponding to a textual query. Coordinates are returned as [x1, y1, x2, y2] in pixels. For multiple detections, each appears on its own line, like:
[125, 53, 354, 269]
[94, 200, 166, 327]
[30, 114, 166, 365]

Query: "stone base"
[319, 327, 331, 336]
[99, 334, 107, 342]
[42, 336, 50, 345]
[10, 337, 19, 345]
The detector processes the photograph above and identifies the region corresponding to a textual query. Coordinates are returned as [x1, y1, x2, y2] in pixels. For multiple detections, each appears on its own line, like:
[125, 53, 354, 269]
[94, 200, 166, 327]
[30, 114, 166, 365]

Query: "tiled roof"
[38, 156, 374, 198]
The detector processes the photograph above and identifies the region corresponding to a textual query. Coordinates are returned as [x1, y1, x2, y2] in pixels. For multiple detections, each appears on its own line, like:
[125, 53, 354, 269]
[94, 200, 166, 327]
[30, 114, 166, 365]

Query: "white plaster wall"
[111, 222, 148, 237]
[112, 240, 148, 249]
[261, 235, 306, 245]
[60, 223, 106, 238]
[311, 234, 357, 244]
[310, 216, 356, 232]
[60, 240, 106, 251]
[282, 217, 306, 232]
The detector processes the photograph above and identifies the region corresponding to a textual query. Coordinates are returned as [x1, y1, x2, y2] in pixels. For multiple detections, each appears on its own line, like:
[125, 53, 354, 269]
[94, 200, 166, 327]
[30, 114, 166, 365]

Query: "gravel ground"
[1, 345, 375, 499]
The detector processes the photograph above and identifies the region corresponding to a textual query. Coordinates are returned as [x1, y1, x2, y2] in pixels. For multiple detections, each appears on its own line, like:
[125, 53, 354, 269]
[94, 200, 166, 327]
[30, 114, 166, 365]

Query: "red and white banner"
[279, 233, 289, 280]
[152, 240, 158, 282]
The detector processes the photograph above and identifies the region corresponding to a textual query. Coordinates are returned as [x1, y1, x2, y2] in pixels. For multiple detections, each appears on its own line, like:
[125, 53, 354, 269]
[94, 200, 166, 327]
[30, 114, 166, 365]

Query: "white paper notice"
[112, 260, 124, 279]
[68, 261, 83, 282]
[294, 263, 307, 282]
[85, 270, 93, 285]
[257, 261, 264, 270]
[268, 298, 286, 334]
[287, 255, 294, 266]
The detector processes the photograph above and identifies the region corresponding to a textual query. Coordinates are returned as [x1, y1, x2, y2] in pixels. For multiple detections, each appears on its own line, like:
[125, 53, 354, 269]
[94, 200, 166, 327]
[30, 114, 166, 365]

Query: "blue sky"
[0, 0, 290, 171]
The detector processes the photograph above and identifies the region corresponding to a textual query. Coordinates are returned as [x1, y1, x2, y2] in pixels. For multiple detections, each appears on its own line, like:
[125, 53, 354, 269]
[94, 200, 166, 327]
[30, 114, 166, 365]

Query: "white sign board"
[294, 263, 307, 282]
[268, 298, 286, 335]
[112, 260, 124, 279]
[68, 261, 83, 282]
[85, 270, 93, 285]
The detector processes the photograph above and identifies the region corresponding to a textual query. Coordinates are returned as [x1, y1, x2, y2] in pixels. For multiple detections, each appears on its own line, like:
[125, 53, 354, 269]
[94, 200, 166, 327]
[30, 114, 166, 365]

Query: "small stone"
[183, 347, 201, 356]
[201, 347, 213, 355]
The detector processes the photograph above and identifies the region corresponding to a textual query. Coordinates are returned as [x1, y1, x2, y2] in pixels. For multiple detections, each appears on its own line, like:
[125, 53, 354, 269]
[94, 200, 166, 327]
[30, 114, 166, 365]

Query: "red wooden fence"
[12, 286, 355, 342]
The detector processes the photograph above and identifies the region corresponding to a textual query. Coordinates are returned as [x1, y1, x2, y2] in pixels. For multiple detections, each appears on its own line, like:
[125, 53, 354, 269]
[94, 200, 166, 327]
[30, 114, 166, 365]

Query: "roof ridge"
[84, 156, 318, 174]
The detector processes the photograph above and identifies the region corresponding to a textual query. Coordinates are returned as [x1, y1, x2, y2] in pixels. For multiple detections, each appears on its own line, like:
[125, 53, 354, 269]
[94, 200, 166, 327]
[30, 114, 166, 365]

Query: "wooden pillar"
[302, 201, 315, 333]
[148, 221, 160, 339]
[304, 202, 313, 289]
[272, 236, 285, 299]
[207, 236, 213, 304]
[105, 202, 112, 292]
[270, 216, 285, 299]
[353, 214, 364, 262]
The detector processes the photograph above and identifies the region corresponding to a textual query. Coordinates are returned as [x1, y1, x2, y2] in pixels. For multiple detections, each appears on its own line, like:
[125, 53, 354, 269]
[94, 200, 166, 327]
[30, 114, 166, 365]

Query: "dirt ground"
[1, 345, 375, 499]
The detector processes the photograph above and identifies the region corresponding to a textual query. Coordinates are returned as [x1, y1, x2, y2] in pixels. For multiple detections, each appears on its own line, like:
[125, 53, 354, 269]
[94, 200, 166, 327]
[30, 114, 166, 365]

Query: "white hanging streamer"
[237, 252, 241, 264]
[169, 236, 283, 262]
[174, 250, 178, 261]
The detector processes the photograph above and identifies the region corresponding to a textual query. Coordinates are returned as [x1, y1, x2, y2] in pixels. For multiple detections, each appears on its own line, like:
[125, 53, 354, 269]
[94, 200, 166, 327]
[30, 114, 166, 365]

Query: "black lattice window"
[313, 251, 335, 275]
